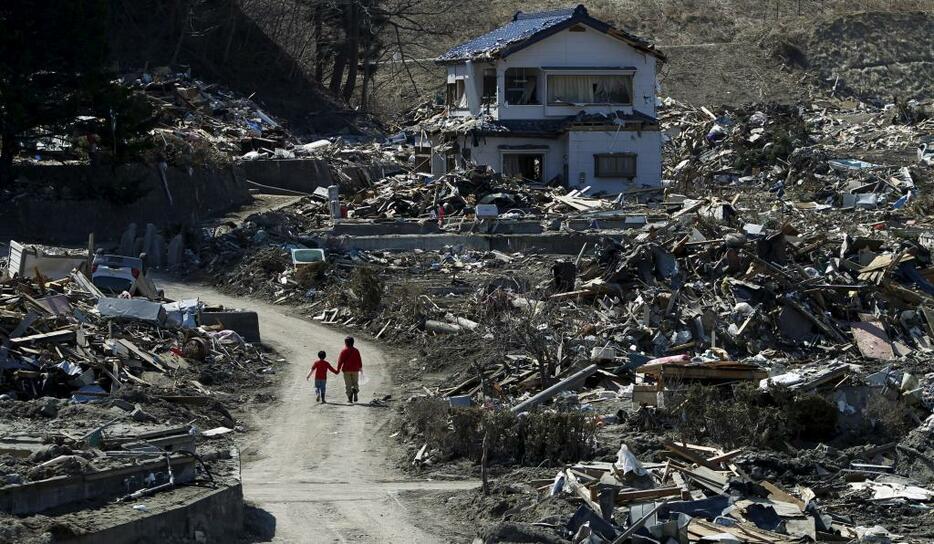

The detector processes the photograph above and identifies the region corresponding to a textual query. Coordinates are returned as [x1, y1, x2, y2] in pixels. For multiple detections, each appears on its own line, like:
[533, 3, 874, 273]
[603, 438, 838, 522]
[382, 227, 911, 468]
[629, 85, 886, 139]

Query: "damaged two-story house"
[428, 5, 667, 193]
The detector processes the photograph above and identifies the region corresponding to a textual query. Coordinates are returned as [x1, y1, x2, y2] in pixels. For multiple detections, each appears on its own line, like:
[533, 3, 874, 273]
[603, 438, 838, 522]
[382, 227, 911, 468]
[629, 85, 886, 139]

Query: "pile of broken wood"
[534, 440, 875, 543]
[0, 271, 271, 405]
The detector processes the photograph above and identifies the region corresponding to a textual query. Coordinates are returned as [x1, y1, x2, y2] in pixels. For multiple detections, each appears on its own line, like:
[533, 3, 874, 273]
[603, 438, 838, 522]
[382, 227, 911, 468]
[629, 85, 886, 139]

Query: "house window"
[594, 153, 636, 178]
[503, 153, 544, 181]
[482, 69, 497, 104]
[547, 74, 633, 105]
[446, 80, 467, 109]
[504, 68, 539, 105]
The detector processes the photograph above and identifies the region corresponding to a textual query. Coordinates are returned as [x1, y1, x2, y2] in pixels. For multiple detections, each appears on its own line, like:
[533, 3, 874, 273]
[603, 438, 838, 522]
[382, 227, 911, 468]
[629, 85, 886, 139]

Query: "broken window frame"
[546, 73, 633, 106]
[501, 151, 545, 182]
[504, 68, 540, 106]
[594, 153, 637, 179]
[446, 79, 467, 109]
[481, 69, 497, 105]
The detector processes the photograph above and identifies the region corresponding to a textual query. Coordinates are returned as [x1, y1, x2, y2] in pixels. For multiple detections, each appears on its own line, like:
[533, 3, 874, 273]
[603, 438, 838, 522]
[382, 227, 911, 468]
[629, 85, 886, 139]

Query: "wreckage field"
[2, 3, 934, 543]
[165, 91, 933, 542]
[5, 84, 934, 544]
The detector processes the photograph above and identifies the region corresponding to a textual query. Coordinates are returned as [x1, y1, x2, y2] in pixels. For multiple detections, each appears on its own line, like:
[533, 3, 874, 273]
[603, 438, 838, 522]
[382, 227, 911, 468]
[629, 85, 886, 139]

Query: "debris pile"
[0, 266, 277, 534]
[462, 438, 934, 544]
[124, 67, 293, 167]
[0, 270, 272, 406]
[8, 69, 295, 173]
[177, 92, 934, 541]
[660, 98, 933, 211]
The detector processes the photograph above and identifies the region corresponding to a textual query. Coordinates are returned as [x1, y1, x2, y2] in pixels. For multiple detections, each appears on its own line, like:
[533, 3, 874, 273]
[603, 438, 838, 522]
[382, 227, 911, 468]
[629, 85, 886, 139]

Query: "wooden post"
[87, 232, 95, 275]
[480, 424, 490, 495]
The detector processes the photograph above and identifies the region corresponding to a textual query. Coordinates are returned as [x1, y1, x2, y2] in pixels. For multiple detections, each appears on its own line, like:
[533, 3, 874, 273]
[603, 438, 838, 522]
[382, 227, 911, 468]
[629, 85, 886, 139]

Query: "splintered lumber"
[413, 443, 428, 465]
[615, 486, 685, 504]
[70, 270, 104, 299]
[663, 441, 722, 470]
[689, 518, 794, 544]
[116, 339, 171, 372]
[564, 469, 602, 513]
[511, 364, 598, 414]
[640, 360, 768, 383]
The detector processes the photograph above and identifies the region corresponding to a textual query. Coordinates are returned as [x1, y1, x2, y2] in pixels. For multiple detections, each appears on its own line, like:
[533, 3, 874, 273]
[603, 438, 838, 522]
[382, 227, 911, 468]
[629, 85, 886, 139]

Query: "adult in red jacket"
[336, 336, 363, 403]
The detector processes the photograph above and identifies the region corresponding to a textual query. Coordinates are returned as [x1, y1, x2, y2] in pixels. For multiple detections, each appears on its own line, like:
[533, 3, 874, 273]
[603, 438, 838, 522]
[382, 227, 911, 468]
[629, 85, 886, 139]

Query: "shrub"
[406, 400, 597, 466]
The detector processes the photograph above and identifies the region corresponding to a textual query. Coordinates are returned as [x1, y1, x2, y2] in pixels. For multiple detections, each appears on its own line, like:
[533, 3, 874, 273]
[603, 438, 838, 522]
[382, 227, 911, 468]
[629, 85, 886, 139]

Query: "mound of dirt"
[782, 11, 934, 102]
[661, 42, 808, 107]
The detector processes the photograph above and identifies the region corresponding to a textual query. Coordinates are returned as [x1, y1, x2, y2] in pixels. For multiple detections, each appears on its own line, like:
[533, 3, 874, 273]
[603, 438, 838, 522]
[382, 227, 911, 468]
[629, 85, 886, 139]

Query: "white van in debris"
[91, 254, 162, 299]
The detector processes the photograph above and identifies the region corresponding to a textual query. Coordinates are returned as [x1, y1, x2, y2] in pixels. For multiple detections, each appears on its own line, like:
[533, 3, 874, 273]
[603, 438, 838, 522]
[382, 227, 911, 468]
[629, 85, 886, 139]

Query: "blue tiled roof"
[437, 8, 579, 62]
[437, 5, 664, 63]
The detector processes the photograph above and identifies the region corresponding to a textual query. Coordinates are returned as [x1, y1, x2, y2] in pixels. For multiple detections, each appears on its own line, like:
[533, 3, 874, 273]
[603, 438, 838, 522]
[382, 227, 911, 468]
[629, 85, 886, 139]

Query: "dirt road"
[160, 280, 476, 543]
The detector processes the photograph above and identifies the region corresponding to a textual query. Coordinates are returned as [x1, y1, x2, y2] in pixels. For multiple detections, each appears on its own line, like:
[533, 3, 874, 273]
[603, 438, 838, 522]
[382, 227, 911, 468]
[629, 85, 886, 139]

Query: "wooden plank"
[9, 328, 75, 345]
[70, 271, 104, 300]
[615, 486, 684, 504]
[663, 441, 724, 470]
[760, 480, 805, 509]
[116, 339, 169, 372]
[707, 448, 744, 465]
[564, 469, 601, 514]
[689, 518, 792, 543]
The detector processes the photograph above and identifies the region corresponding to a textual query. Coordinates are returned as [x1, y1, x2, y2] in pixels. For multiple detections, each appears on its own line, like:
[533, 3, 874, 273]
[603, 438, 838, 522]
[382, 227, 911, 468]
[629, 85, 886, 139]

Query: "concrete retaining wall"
[241, 159, 333, 194]
[240, 159, 403, 194]
[60, 483, 244, 544]
[0, 455, 196, 515]
[3, 163, 250, 244]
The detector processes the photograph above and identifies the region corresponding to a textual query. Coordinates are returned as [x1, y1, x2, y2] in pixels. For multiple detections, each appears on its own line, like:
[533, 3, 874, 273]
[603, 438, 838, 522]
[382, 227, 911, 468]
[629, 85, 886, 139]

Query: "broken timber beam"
[510, 364, 598, 414]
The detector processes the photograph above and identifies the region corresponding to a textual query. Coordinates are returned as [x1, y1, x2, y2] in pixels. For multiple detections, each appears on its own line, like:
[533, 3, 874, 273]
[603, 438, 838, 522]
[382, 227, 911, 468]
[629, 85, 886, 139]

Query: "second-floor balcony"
[446, 65, 640, 120]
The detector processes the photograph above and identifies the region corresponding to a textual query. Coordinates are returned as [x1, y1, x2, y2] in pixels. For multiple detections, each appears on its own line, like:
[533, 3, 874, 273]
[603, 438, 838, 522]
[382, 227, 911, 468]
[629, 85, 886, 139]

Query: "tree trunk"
[329, 47, 347, 94]
[222, 0, 238, 63]
[169, 0, 190, 66]
[0, 130, 18, 189]
[360, 46, 373, 111]
[341, 2, 361, 102]
[328, 2, 351, 95]
[313, 3, 326, 82]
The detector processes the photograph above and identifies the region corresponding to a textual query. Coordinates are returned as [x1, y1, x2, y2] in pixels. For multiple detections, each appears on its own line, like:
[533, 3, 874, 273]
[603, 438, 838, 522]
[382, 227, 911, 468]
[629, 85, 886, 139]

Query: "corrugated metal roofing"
[437, 8, 577, 63]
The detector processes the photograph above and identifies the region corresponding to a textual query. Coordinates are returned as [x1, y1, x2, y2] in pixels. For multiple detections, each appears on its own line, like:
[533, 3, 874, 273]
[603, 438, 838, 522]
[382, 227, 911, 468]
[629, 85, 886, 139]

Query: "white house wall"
[567, 131, 661, 193]
[496, 25, 657, 121]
